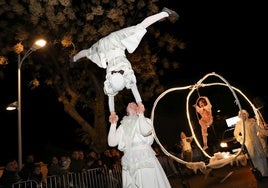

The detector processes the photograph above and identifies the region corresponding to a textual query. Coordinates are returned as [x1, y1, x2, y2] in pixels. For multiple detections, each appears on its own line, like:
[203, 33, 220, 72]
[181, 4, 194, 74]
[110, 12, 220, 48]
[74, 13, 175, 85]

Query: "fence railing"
[12, 166, 122, 188]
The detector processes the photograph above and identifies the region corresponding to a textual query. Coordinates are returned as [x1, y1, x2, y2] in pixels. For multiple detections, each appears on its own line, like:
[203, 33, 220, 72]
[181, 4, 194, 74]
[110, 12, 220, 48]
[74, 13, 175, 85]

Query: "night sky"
[0, 2, 267, 164]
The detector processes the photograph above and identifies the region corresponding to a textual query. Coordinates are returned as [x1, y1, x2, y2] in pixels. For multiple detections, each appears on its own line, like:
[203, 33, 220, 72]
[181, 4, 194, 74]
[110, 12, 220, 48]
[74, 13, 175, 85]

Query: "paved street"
[169, 162, 268, 188]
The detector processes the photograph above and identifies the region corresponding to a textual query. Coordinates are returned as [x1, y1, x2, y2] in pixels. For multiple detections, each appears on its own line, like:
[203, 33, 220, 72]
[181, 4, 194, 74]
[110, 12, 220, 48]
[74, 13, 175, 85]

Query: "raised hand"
[109, 111, 118, 124]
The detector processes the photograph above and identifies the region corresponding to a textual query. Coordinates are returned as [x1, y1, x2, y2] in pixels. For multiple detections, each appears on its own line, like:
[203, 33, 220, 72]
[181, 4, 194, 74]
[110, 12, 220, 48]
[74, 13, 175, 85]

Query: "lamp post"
[17, 39, 46, 169]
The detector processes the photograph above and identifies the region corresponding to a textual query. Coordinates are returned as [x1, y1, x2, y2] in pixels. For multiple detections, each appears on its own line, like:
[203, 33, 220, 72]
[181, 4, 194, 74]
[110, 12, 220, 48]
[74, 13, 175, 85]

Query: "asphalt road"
[169, 162, 268, 188]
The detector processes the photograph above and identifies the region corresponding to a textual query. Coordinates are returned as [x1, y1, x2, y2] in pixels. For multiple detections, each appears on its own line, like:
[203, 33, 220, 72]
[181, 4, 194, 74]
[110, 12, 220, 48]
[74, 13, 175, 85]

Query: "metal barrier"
[12, 167, 122, 188]
[12, 180, 41, 188]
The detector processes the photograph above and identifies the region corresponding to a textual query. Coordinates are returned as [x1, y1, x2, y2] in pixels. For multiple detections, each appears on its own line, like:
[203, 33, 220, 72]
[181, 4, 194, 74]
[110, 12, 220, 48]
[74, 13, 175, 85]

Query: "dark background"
[0, 1, 267, 164]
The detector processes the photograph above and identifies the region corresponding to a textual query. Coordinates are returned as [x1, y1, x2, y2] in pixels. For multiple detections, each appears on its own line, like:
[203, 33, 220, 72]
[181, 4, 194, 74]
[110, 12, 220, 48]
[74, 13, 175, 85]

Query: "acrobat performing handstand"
[71, 7, 179, 118]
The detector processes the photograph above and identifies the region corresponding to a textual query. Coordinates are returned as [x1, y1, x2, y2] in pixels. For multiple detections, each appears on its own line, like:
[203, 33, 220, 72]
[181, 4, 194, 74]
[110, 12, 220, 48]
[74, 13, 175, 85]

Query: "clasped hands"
[137, 102, 145, 115]
[109, 111, 118, 124]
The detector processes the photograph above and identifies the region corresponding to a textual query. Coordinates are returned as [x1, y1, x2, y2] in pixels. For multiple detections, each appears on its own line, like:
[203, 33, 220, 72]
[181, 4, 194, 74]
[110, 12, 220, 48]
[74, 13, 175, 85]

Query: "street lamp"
[17, 39, 46, 169]
[6, 101, 18, 111]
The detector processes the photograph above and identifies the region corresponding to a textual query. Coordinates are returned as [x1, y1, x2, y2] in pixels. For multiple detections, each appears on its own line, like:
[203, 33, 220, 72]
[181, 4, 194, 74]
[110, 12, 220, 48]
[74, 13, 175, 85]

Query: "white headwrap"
[110, 73, 126, 91]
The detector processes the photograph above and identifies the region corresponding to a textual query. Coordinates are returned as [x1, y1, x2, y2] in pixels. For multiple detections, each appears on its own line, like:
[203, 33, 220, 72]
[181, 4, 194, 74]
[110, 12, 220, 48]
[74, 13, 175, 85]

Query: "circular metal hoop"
[150, 72, 258, 166]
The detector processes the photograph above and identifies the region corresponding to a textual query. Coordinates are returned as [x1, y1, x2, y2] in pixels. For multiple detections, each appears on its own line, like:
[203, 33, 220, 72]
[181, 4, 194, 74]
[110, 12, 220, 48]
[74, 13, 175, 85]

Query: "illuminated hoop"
[150, 72, 258, 167]
[151, 85, 192, 165]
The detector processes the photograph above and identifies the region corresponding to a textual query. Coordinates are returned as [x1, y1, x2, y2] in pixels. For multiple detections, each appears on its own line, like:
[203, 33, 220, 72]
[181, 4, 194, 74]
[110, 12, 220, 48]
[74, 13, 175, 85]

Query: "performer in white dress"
[234, 109, 268, 177]
[72, 7, 179, 117]
[108, 102, 171, 188]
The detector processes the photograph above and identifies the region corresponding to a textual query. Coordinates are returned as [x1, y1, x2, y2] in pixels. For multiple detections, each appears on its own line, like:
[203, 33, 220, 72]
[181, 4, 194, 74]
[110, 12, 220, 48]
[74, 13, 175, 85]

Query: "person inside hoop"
[193, 96, 213, 150]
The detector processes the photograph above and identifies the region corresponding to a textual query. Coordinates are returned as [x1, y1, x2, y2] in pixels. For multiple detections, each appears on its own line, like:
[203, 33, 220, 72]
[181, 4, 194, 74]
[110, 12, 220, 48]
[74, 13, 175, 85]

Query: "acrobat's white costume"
[234, 109, 268, 177]
[108, 108, 171, 188]
[72, 8, 179, 114]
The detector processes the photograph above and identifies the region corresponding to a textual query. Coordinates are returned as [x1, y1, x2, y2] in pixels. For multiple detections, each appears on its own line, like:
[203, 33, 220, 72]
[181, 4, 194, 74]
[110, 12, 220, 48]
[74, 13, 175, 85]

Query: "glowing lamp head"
[31, 39, 47, 51]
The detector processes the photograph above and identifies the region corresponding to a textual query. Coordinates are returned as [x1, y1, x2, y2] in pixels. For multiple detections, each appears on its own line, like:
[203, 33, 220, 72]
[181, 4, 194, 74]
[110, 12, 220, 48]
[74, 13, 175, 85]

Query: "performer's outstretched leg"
[72, 7, 178, 63]
[72, 49, 87, 63]
[138, 7, 179, 28]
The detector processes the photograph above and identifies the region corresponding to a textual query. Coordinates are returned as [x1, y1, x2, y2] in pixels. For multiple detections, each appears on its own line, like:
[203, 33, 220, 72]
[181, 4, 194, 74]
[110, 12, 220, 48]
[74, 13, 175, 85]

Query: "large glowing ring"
[150, 72, 266, 166]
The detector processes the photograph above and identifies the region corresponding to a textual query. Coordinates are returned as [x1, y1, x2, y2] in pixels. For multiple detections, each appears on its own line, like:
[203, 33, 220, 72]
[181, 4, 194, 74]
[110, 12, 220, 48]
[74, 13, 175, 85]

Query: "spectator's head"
[25, 154, 34, 163]
[33, 164, 42, 175]
[5, 160, 18, 172]
[51, 156, 59, 165]
[71, 150, 80, 160]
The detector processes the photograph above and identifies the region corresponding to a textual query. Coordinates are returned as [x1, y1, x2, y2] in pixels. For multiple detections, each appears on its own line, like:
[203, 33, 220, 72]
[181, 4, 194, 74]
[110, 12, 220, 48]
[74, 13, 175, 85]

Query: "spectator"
[19, 154, 35, 181]
[85, 150, 102, 169]
[47, 156, 65, 176]
[0, 160, 22, 188]
[78, 150, 85, 163]
[59, 155, 71, 173]
[29, 164, 44, 188]
[109, 148, 122, 166]
[68, 150, 86, 173]
[100, 149, 115, 170]
[154, 145, 178, 178]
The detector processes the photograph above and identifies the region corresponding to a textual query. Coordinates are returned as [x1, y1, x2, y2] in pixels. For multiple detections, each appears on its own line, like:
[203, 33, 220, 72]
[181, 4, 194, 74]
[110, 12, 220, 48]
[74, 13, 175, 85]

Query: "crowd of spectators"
[0, 143, 188, 188]
[0, 148, 123, 188]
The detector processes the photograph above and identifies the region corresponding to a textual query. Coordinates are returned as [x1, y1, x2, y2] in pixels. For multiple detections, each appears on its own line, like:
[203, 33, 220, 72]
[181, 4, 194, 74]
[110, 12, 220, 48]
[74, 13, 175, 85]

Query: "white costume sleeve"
[138, 114, 153, 136]
[108, 124, 122, 147]
[108, 96, 115, 112]
[131, 84, 142, 103]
